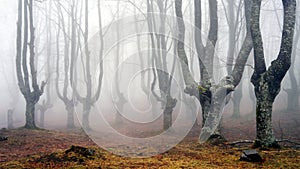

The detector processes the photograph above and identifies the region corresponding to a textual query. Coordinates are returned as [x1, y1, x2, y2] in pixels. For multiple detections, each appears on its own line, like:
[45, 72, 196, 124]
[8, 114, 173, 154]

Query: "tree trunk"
[200, 99, 211, 127]
[163, 108, 172, 130]
[163, 96, 177, 130]
[115, 99, 125, 125]
[7, 109, 14, 129]
[66, 104, 75, 128]
[199, 88, 227, 143]
[286, 68, 299, 111]
[231, 83, 243, 118]
[25, 100, 37, 129]
[248, 81, 256, 115]
[82, 104, 91, 130]
[39, 109, 45, 128]
[286, 90, 299, 111]
[253, 91, 278, 148]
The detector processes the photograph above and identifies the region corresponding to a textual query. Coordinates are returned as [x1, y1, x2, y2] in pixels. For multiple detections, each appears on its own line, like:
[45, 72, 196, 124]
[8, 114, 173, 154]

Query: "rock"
[240, 149, 262, 162]
[0, 136, 8, 141]
[65, 145, 95, 158]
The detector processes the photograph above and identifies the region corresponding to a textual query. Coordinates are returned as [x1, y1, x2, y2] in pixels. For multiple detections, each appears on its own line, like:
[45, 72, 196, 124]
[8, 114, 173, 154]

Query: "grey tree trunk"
[7, 109, 14, 129]
[39, 109, 45, 128]
[253, 82, 277, 148]
[231, 83, 243, 118]
[82, 103, 91, 130]
[114, 96, 126, 125]
[55, 2, 77, 129]
[285, 26, 300, 111]
[163, 96, 177, 130]
[66, 103, 75, 128]
[25, 101, 37, 129]
[250, 0, 296, 148]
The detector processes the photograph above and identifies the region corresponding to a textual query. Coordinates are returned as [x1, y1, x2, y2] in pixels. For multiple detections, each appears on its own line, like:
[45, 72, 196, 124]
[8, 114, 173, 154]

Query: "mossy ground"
[0, 111, 299, 168]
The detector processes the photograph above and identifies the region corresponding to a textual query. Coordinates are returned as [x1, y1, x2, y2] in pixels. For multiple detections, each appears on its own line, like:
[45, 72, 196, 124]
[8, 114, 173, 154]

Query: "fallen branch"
[276, 139, 300, 146]
[226, 140, 254, 145]
[226, 139, 300, 147]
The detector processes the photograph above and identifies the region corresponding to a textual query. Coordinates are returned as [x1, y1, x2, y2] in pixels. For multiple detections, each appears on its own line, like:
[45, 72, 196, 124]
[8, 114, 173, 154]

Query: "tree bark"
[163, 96, 177, 130]
[7, 109, 14, 129]
[285, 25, 300, 111]
[231, 83, 243, 118]
[66, 103, 75, 128]
[25, 100, 37, 129]
[253, 82, 278, 148]
[39, 109, 45, 128]
[81, 102, 92, 130]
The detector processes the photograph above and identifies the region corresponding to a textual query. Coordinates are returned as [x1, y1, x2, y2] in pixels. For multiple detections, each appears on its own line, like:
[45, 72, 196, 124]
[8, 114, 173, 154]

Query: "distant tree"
[16, 0, 46, 129]
[147, 0, 177, 130]
[72, 0, 104, 130]
[250, 0, 296, 148]
[222, 0, 245, 118]
[113, 1, 127, 125]
[1, 47, 20, 129]
[284, 17, 300, 111]
[54, 0, 80, 129]
[36, 0, 54, 128]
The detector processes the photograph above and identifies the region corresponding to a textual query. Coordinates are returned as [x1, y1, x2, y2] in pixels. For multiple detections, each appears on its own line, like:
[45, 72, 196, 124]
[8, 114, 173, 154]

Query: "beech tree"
[113, 1, 127, 125]
[147, 0, 177, 130]
[72, 0, 104, 130]
[54, 0, 80, 128]
[16, 0, 46, 129]
[222, 0, 245, 118]
[175, 0, 253, 142]
[35, 0, 54, 128]
[250, 0, 296, 148]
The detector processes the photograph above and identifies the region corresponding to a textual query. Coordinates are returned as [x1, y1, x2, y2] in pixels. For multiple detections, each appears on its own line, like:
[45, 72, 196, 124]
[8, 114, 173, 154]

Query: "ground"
[0, 111, 299, 168]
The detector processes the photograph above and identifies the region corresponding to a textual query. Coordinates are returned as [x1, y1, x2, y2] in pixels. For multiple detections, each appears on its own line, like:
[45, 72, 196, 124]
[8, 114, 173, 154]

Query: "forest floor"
[0, 110, 300, 168]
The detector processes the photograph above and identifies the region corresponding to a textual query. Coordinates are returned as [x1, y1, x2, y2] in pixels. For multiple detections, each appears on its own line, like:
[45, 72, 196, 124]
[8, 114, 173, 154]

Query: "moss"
[198, 85, 207, 92]
[0, 161, 25, 169]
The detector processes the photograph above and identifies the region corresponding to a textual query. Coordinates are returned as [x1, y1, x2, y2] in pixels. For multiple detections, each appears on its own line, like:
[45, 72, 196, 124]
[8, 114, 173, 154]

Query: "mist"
[0, 0, 299, 162]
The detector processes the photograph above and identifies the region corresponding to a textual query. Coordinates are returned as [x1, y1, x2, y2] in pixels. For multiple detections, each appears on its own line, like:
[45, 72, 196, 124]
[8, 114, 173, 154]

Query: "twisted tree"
[175, 0, 253, 142]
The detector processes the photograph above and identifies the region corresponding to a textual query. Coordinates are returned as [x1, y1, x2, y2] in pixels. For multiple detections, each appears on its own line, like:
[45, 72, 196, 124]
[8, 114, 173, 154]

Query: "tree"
[222, 0, 245, 118]
[250, 0, 296, 148]
[175, 0, 253, 142]
[284, 16, 300, 111]
[72, 0, 104, 130]
[113, 1, 127, 125]
[16, 0, 46, 129]
[147, 0, 177, 130]
[54, 0, 79, 128]
[36, 0, 54, 128]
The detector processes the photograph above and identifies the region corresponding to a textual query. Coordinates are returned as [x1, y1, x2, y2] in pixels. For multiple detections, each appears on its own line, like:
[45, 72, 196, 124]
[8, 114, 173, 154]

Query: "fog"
[0, 0, 299, 145]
